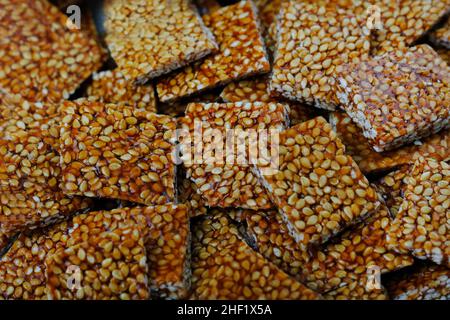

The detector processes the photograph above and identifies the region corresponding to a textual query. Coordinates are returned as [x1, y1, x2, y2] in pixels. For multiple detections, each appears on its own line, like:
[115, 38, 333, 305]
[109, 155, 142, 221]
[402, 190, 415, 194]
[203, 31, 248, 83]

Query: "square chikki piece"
[373, 0, 449, 55]
[270, 1, 370, 110]
[179, 102, 289, 210]
[103, 0, 218, 83]
[157, 0, 270, 103]
[45, 210, 149, 300]
[130, 204, 191, 299]
[221, 75, 319, 126]
[430, 16, 450, 48]
[254, 117, 379, 248]
[59, 100, 177, 205]
[337, 44, 450, 152]
[0, 0, 104, 103]
[86, 70, 157, 113]
[191, 212, 321, 300]
[384, 263, 450, 300]
[330, 112, 450, 174]
[386, 157, 450, 267]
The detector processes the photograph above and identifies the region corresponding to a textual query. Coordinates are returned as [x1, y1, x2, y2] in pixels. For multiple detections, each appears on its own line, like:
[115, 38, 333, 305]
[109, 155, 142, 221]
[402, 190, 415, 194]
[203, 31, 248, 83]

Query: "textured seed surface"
[59, 100, 177, 205]
[373, 0, 449, 55]
[45, 209, 149, 300]
[337, 44, 450, 152]
[270, 1, 370, 110]
[255, 117, 379, 248]
[239, 204, 411, 296]
[178, 174, 207, 217]
[330, 112, 450, 174]
[190, 212, 322, 300]
[103, 0, 218, 83]
[0, 221, 71, 300]
[386, 157, 450, 266]
[86, 70, 157, 113]
[384, 263, 450, 300]
[0, 0, 103, 103]
[130, 204, 191, 299]
[221, 75, 319, 126]
[157, 0, 270, 103]
[180, 102, 289, 210]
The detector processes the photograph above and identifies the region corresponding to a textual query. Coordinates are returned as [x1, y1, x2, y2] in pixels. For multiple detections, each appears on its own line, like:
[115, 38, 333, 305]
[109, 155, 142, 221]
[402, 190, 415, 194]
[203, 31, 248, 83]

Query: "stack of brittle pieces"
[0, 0, 448, 300]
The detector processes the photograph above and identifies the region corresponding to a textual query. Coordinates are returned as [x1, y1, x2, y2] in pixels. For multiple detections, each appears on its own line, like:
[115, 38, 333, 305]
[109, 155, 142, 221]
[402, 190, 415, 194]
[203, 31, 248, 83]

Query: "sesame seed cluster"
[0, 0, 449, 301]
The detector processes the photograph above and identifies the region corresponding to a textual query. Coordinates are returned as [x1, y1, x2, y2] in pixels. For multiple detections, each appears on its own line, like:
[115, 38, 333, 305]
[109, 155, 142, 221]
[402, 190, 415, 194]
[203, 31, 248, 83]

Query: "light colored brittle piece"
[0, 0, 104, 103]
[373, 0, 449, 55]
[59, 100, 177, 205]
[179, 102, 289, 210]
[337, 44, 450, 152]
[131, 204, 191, 299]
[221, 75, 318, 126]
[86, 70, 157, 112]
[270, 1, 370, 110]
[384, 263, 450, 300]
[157, 0, 270, 103]
[386, 157, 450, 266]
[254, 117, 379, 248]
[45, 210, 149, 300]
[103, 0, 218, 83]
[330, 112, 450, 174]
[191, 212, 322, 300]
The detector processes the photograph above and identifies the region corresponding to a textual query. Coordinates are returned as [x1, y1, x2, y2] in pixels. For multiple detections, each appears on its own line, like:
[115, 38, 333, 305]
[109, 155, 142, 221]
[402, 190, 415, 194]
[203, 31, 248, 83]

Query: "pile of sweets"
[0, 0, 448, 300]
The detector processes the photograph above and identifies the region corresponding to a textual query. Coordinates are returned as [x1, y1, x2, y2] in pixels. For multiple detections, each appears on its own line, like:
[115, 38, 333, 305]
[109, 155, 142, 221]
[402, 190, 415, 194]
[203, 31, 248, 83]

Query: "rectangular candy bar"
[254, 117, 380, 248]
[337, 45, 449, 152]
[157, 0, 270, 103]
[103, 0, 218, 83]
[59, 100, 177, 205]
[330, 112, 450, 174]
[270, 1, 370, 110]
[0, 0, 104, 103]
